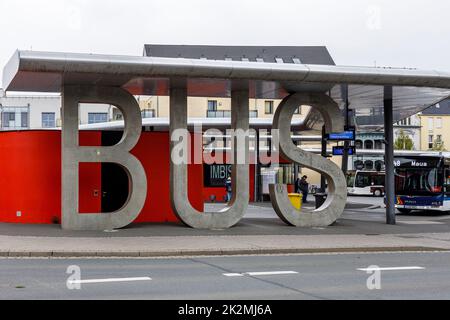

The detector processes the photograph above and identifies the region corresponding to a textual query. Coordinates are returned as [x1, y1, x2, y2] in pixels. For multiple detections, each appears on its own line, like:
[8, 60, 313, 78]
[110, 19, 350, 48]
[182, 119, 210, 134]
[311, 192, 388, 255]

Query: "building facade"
[347, 114, 422, 171]
[0, 89, 115, 130]
[419, 99, 450, 151]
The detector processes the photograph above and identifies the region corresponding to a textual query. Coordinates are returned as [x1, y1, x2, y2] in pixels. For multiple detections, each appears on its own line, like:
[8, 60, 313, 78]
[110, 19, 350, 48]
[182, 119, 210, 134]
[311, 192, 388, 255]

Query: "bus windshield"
[395, 168, 443, 196]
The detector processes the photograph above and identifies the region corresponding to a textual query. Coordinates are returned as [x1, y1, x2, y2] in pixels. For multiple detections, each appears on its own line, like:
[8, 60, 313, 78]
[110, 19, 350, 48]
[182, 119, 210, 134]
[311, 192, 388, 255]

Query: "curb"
[1, 246, 447, 258]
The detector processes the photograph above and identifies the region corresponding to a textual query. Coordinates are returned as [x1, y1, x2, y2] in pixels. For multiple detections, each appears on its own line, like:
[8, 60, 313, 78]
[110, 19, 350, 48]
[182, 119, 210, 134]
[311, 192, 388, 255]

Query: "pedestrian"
[295, 176, 301, 194]
[299, 175, 309, 204]
[225, 176, 232, 202]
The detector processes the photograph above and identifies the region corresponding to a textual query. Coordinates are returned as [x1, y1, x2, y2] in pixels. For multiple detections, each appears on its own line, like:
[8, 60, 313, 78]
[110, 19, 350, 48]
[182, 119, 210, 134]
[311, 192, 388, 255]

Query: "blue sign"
[332, 146, 356, 156]
[327, 130, 355, 141]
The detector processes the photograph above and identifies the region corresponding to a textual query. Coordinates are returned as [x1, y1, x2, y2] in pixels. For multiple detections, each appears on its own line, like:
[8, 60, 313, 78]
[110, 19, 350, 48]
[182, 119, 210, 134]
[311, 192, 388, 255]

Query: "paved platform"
[0, 199, 449, 257]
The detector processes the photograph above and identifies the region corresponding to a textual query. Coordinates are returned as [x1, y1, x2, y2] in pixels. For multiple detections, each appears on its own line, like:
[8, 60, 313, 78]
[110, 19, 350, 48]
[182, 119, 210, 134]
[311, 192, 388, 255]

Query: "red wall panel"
[0, 131, 102, 224]
[0, 131, 204, 225]
[131, 132, 204, 223]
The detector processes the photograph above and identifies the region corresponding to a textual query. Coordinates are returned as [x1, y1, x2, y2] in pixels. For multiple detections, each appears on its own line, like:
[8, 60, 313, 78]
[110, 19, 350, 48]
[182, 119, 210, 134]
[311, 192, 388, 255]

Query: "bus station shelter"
[3, 46, 450, 229]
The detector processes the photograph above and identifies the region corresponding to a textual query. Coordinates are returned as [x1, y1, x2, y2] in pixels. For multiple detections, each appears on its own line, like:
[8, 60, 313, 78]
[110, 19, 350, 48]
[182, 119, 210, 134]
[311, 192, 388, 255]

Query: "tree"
[394, 130, 414, 150]
[431, 139, 446, 152]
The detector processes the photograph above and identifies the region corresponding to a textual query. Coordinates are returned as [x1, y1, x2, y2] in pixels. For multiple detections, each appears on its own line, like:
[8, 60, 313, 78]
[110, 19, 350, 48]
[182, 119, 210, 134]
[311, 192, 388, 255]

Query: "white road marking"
[224, 271, 298, 277]
[223, 273, 245, 277]
[398, 221, 444, 225]
[357, 266, 425, 272]
[67, 277, 152, 284]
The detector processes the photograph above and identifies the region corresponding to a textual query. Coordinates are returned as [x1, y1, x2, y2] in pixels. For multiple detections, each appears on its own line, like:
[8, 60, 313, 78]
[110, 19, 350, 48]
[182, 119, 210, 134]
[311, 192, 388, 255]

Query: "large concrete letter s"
[62, 86, 147, 230]
[269, 93, 347, 227]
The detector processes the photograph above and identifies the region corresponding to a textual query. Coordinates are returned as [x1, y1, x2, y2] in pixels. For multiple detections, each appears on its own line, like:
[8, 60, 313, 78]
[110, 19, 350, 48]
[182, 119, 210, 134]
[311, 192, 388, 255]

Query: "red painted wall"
[0, 131, 102, 224]
[0, 131, 204, 224]
[132, 132, 204, 223]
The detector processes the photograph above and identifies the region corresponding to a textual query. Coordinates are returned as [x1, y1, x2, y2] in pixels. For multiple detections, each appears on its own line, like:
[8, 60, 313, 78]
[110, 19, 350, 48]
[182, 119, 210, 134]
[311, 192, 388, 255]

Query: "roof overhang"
[4, 50, 450, 128]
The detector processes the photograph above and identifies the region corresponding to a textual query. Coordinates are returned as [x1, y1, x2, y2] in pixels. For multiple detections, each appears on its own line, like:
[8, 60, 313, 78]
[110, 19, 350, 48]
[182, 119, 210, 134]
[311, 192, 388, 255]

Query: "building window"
[265, 101, 274, 114]
[42, 113, 56, 128]
[207, 100, 218, 112]
[364, 140, 374, 150]
[428, 117, 434, 131]
[207, 110, 231, 118]
[364, 160, 374, 170]
[374, 140, 383, 150]
[354, 160, 364, 170]
[21, 112, 28, 128]
[429, 135, 434, 149]
[437, 117, 443, 129]
[355, 140, 363, 149]
[2, 112, 15, 128]
[1, 107, 29, 129]
[249, 110, 258, 118]
[375, 160, 384, 171]
[399, 117, 412, 126]
[88, 113, 108, 124]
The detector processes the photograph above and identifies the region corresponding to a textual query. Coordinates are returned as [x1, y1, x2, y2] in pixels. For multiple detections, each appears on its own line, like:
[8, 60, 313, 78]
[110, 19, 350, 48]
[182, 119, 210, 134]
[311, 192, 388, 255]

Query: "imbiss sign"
[204, 164, 232, 187]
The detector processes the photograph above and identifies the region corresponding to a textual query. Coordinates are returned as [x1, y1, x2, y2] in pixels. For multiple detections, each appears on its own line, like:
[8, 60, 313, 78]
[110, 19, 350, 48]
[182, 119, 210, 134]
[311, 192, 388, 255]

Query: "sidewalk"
[1, 198, 450, 257]
[1, 232, 450, 258]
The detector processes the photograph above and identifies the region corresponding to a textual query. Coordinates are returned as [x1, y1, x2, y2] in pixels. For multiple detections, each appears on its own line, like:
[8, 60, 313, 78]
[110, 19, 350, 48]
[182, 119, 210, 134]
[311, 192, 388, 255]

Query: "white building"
[0, 89, 114, 130]
[394, 114, 421, 150]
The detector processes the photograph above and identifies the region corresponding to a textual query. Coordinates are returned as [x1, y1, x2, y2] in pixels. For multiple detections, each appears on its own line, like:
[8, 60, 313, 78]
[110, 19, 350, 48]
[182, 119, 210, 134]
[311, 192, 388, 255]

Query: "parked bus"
[347, 170, 386, 197]
[394, 155, 450, 213]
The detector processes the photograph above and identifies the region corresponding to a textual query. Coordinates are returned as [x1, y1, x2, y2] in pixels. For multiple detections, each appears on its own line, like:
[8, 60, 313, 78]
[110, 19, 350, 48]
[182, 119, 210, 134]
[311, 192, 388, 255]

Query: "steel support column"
[341, 85, 350, 175]
[321, 125, 327, 191]
[384, 86, 396, 225]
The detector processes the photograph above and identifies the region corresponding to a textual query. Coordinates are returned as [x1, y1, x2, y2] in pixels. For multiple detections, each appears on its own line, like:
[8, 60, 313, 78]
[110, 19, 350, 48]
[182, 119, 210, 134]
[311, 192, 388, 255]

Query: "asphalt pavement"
[1, 252, 449, 300]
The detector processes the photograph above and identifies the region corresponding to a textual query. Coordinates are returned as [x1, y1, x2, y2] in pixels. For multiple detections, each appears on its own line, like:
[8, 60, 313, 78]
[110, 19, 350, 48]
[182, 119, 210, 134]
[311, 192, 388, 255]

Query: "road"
[1, 252, 450, 300]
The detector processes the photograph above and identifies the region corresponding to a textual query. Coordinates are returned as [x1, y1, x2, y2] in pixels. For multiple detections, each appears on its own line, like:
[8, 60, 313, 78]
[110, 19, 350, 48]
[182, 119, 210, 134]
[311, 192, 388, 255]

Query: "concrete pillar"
[269, 92, 347, 227]
[61, 86, 147, 230]
[169, 79, 250, 229]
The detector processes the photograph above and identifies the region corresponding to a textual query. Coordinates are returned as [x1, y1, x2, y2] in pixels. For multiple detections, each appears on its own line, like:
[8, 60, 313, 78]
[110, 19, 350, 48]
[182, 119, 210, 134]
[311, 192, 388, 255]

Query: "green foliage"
[394, 130, 414, 150]
[430, 139, 446, 151]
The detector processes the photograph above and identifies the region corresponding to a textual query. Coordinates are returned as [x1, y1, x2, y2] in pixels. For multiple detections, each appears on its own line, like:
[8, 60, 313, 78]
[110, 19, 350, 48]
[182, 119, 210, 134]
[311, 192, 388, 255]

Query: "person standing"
[295, 176, 301, 194]
[225, 176, 232, 202]
[299, 175, 309, 204]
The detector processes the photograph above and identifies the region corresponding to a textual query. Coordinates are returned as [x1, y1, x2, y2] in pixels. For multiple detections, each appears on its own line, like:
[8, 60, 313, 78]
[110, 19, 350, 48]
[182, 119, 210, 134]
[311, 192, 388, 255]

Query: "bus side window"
[445, 169, 450, 194]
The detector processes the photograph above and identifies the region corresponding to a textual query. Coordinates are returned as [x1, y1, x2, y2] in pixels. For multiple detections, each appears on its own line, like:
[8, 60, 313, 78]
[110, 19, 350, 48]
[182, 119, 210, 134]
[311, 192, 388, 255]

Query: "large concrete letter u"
[169, 79, 250, 229]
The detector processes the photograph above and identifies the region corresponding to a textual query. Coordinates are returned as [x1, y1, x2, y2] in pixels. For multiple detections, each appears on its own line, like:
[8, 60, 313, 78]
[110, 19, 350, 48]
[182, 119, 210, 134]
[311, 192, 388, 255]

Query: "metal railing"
[207, 110, 258, 118]
[141, 109, 156, 119]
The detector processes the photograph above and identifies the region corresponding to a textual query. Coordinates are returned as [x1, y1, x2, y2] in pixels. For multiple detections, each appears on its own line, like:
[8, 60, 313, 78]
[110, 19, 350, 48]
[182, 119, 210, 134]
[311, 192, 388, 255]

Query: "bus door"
[445, 166, 450, 199]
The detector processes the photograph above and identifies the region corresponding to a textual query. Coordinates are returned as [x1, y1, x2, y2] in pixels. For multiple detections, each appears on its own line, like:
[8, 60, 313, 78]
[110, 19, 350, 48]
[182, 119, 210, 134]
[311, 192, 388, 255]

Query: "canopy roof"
[3, 50, 450, 129]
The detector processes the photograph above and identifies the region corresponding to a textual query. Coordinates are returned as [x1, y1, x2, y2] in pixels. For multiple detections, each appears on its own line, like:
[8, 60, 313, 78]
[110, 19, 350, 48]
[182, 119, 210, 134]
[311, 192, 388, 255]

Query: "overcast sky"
[1, 0, 450, 85]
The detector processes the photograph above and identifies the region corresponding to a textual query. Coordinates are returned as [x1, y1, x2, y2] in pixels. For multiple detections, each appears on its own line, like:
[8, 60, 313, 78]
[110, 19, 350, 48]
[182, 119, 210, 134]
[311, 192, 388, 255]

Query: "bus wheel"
[397, 209, 412, 214]
[373, 189, 383, 197]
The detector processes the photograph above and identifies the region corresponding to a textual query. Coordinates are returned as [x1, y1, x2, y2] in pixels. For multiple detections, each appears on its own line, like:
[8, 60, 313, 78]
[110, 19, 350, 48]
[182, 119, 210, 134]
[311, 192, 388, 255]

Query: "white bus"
[347, 170, 386, 197]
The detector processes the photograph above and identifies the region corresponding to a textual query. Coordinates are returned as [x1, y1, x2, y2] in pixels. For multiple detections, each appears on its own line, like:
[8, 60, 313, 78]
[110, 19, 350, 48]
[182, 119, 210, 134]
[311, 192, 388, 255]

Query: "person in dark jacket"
[295, 177, 301, 194]
[299, 176, 309, 204]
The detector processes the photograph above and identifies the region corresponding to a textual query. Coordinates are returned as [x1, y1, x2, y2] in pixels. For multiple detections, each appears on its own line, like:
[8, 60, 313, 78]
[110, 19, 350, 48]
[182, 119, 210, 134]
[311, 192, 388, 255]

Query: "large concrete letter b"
[62, 86, 147, 230]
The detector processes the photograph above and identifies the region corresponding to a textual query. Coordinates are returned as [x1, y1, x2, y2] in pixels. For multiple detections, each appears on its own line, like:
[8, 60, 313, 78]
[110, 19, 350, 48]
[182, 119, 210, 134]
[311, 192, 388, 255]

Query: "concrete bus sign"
[48, 83, 349, 230]
[3, 48, 450, 230]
